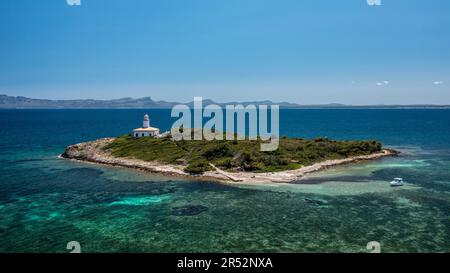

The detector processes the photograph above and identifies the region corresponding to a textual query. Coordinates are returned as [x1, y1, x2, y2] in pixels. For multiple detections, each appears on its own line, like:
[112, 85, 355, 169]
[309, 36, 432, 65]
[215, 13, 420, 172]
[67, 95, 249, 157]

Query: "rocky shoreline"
[61, 138, 399, 184]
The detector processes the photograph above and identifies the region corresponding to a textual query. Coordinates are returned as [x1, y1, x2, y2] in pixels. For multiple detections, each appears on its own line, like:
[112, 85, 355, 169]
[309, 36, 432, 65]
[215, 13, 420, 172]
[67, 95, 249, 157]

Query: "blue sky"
[0, 0, 449, 104]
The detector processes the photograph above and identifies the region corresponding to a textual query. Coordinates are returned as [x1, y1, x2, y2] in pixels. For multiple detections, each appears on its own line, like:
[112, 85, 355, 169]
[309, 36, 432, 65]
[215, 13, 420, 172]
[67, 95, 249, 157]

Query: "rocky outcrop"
[62, 138, 115, 160]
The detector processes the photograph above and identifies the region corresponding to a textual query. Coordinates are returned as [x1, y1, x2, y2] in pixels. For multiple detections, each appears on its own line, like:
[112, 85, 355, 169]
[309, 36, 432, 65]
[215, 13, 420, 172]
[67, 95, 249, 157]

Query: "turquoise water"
[0, 109, 449, 253]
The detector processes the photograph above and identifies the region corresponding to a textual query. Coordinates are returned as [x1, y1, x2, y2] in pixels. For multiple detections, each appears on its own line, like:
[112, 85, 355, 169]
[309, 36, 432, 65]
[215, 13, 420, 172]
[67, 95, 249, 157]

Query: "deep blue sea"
[0, 109, 449, 252]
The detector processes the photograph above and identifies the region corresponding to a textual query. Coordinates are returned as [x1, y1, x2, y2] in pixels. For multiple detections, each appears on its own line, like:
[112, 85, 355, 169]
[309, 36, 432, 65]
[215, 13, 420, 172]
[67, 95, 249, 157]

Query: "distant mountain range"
[1, 94, 450, 109]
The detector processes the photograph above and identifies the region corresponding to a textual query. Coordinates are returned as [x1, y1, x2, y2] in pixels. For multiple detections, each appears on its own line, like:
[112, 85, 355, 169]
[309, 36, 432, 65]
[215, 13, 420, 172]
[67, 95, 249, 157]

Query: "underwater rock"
[11, 158, 45, 164]
[148, 188, 177, 195]
[171, 205, 208, 216]
[304, 198, 327, 206]
[59, 168, 105, 178]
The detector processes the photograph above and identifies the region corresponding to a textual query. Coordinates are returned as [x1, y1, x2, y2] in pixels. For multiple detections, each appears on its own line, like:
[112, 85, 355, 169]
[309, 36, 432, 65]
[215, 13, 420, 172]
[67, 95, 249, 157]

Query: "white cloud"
[67, 0, 81, 6]
[376, 81, 389, 86]
[367, 0, 382, 6]
[433, 81, 444, 85]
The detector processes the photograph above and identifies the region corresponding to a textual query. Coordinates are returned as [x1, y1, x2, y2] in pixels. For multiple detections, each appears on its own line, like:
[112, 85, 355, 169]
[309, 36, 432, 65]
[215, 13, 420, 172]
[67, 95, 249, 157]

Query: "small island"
[62, 115, 398, 183]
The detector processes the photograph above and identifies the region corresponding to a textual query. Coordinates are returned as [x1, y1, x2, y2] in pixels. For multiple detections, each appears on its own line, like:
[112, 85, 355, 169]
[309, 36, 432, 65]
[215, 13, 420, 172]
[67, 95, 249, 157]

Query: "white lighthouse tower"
[133, 114, 160, 138]
[143, 114, 150, 128]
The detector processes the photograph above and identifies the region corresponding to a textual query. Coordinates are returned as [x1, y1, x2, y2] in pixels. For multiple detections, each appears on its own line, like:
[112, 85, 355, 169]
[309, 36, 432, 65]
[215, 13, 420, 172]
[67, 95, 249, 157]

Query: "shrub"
[215, 158, 233, 169]
[202, 143, 232, 159]
[184, 160, 212, 174]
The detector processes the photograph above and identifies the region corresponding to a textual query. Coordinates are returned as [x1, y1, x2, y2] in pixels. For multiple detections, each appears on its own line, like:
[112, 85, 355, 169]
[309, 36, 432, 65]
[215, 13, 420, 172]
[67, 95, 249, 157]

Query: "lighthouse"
[133, 114, 160, 138]
[143, 114, 150, 128]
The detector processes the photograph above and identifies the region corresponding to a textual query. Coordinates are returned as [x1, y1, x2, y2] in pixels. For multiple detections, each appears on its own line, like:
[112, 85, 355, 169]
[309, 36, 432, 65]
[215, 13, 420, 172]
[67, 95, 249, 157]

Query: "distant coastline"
[61, 137, 399, 184]
[2, 94, 450, 109]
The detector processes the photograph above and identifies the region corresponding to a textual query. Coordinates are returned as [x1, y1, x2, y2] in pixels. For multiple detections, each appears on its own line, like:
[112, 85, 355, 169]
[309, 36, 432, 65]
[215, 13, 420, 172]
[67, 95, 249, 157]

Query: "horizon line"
[2, 94, 450, 108]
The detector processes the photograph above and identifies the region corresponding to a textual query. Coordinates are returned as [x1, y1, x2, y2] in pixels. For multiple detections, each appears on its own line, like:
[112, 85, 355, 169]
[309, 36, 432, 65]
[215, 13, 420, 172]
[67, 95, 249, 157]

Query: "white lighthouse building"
[133, 114, 160, 138]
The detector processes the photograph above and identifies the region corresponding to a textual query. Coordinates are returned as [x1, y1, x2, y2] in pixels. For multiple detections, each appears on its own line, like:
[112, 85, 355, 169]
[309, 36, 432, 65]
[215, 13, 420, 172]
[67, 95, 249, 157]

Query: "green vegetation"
[105, 134, 383, 174]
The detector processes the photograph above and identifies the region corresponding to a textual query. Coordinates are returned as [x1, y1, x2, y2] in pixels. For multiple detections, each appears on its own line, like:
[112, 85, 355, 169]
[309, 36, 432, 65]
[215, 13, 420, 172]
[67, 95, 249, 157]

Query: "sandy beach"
[62, 138, 399, 184]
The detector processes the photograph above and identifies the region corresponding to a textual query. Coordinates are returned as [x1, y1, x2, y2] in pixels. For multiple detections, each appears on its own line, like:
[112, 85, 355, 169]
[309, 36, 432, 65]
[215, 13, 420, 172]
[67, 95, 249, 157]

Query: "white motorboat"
[390, 178, 405, 187]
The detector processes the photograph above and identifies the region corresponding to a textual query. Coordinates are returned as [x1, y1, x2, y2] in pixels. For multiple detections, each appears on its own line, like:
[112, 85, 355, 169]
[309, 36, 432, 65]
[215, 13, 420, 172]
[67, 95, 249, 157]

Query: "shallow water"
[0, 109, 449, 252]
